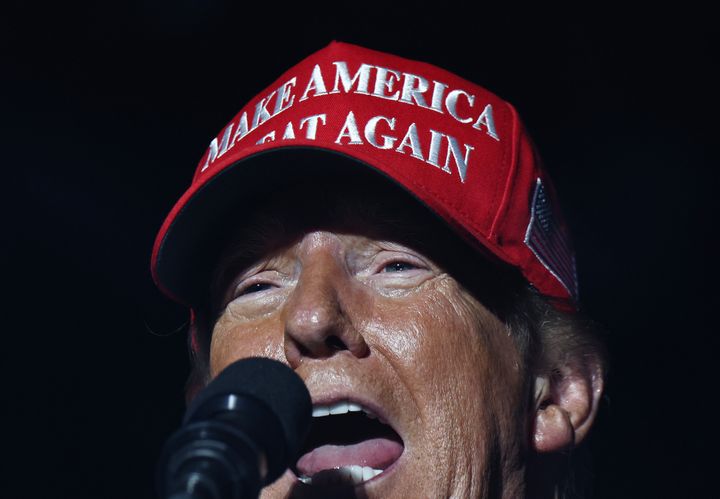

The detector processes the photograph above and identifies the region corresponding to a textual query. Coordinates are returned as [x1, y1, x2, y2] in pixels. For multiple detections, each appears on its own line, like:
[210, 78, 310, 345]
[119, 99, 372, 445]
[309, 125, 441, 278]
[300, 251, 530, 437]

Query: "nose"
[283, 250, 369, 368]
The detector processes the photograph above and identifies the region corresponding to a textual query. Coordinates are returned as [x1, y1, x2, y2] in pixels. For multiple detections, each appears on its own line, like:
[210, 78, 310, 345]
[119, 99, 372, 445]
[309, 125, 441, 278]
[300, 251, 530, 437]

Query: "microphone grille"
[185, 357, 312, 460]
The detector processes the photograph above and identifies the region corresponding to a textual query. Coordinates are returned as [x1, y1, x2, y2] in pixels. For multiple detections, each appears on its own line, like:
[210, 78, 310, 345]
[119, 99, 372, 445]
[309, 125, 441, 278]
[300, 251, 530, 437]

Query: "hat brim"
[151, 146, 488, 307]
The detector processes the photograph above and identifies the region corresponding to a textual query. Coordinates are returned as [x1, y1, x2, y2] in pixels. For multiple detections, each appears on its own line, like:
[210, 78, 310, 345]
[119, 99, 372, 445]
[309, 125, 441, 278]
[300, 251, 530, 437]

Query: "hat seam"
[489, 101, 519, 242]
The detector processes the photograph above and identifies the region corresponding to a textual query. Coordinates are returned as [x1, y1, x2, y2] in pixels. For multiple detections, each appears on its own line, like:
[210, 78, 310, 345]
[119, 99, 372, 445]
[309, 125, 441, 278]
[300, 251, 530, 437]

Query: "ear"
[531, 356, 604, 453]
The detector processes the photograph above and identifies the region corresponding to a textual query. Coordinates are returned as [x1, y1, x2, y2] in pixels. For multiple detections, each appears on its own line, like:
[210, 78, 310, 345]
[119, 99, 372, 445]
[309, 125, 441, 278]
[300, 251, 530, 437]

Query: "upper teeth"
[312, 401, 376, 418]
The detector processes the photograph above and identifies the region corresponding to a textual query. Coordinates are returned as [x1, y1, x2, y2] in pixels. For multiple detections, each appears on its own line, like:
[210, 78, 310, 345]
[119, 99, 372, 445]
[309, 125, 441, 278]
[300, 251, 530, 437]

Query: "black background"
[3, 2, 717, 498]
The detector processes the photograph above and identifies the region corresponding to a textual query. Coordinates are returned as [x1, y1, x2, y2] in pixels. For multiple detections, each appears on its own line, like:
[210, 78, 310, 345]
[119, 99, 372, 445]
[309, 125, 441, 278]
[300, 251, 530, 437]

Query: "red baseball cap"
[152, 41, 578, 309]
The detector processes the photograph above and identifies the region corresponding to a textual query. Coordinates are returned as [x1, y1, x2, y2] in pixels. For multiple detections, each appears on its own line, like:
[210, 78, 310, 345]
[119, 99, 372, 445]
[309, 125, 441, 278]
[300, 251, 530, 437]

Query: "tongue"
[296, 438, 403, 477]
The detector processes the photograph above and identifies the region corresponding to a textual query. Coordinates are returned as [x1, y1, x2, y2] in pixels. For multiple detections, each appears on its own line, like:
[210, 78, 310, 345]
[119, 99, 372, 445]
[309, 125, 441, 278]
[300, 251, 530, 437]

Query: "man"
[152, 42, 606, 498]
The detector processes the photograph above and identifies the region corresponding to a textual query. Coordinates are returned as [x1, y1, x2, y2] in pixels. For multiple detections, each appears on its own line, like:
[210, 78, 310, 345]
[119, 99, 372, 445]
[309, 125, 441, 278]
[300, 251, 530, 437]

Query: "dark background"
[3, 2, 716, 498]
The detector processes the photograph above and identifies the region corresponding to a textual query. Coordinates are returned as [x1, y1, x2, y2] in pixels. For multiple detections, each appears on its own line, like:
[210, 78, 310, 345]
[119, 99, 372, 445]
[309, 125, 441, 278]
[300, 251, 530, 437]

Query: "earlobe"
[533, 403, 575, 452]
[531, 358, 604, 453]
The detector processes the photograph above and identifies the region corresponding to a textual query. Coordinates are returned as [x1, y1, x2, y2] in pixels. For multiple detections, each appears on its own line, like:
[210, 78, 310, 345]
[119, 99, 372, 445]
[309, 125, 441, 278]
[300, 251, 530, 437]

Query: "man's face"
[207, 175, 529, 498]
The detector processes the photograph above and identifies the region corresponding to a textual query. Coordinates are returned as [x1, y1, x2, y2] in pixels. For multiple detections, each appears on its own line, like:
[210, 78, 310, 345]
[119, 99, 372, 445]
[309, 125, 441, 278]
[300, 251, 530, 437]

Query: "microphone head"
[185, 357, 312, 475]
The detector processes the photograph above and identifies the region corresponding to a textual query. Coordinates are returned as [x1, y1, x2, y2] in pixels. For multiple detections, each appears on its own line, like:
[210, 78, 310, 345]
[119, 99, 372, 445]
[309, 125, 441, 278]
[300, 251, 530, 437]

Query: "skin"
[205, 176, 532, 498]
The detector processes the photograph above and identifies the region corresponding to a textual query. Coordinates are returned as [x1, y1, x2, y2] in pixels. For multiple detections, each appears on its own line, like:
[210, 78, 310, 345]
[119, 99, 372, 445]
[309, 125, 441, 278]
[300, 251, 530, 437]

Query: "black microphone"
[157, 357, 312, 499]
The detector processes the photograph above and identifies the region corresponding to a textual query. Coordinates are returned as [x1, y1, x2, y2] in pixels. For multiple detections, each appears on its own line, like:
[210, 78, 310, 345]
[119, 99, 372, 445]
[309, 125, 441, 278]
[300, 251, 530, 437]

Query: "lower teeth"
[299, 465, 383, 485]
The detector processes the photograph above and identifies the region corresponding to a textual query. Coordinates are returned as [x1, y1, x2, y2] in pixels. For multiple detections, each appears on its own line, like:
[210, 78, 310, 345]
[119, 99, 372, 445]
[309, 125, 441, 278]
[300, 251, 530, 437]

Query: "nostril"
[325, 335, 348, 351]
[296, 342, 311, 357]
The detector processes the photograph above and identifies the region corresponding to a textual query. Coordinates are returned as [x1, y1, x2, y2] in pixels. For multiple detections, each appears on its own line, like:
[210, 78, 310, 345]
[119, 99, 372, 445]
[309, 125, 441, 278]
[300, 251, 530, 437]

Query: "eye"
[365, 252, 433, 293]
[382, 261, 418, 273]
[235, 282, 274, 297]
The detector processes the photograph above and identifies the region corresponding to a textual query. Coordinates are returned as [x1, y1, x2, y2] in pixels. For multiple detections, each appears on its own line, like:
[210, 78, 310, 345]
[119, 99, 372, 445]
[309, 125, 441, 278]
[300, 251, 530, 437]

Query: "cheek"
[209, 313, 286, 378]
[371, 280, 489, 379]
[369, 278, 524, 424]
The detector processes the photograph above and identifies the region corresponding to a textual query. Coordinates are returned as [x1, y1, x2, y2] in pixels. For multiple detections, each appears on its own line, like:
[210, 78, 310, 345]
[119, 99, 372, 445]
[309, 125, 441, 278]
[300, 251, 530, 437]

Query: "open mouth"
[292, 400, 404, 487]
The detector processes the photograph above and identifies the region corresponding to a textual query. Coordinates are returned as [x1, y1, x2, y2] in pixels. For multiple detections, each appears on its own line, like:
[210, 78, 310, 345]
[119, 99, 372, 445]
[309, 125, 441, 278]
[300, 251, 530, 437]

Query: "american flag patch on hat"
[524, 178, 578, 300]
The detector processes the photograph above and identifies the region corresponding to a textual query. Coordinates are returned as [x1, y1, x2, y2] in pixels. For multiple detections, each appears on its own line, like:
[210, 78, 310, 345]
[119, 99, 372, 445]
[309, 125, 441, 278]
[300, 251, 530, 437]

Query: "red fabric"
[152, 41, 576, 307]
